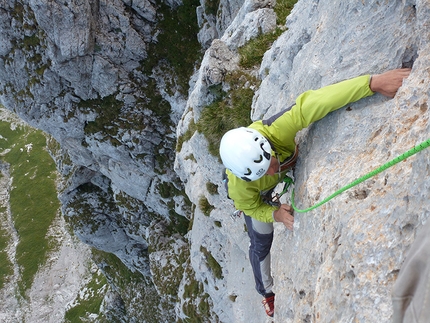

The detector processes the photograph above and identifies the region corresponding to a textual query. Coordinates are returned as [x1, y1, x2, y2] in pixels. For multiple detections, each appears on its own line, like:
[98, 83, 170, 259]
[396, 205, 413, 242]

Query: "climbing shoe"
[262, 292, 275, 317]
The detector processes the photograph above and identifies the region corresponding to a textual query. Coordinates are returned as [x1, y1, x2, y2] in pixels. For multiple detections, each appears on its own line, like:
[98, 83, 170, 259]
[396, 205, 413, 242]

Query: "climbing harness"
[268, 175, 294, 207]
[229, 176, 294, 221]
[281, 138, 430, 213]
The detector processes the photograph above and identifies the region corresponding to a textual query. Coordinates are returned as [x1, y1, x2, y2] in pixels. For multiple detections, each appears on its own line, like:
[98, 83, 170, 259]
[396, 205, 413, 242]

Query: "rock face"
[175, 0, 429, 322]
[0, 0, 429, 322]
[260, 3, 429, 322]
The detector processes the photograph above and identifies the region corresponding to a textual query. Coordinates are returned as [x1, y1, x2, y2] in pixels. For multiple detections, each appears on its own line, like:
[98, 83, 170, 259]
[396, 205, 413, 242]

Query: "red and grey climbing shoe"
[262, 293, 275, 317]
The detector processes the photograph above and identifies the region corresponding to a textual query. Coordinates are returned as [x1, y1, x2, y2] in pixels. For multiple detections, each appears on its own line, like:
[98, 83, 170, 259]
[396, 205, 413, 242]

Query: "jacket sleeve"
[262, 75, 374, 149]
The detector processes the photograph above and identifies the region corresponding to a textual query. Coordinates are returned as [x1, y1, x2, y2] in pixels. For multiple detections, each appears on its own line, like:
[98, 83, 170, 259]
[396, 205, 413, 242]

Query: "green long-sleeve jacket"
[225, 74, 375, 222]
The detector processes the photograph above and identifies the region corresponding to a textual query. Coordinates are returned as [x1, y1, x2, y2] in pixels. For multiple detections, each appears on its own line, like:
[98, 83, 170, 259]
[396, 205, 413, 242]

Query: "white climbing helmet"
[219, 127, 272, 181]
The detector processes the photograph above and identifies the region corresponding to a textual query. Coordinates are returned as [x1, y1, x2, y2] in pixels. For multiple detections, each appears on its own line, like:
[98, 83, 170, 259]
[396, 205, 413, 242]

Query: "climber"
[220, 68, 411, 317]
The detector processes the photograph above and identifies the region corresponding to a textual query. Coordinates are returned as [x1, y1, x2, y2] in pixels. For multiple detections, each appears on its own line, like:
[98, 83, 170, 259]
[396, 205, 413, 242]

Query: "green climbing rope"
[291, 138, 430, 213]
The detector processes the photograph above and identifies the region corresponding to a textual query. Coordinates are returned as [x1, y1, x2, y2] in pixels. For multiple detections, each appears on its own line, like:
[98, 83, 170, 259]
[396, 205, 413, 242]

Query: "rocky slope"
[0, 0, 429, 322]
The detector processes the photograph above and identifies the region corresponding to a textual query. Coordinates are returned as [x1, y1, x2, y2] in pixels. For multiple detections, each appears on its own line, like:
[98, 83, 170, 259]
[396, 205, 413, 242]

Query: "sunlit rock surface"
[176, 0, 429, 322]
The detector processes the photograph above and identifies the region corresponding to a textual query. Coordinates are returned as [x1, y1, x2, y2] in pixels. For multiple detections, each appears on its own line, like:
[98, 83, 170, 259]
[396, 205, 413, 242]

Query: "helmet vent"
[244, 168, 252, 176]
[254, 155, 263, 163]
[260, 143, 271, 160]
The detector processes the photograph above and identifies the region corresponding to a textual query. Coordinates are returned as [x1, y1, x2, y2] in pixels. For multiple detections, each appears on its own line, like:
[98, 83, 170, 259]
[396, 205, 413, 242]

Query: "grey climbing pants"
[392, 218, 430, 323]
[244, 213, 274, 296]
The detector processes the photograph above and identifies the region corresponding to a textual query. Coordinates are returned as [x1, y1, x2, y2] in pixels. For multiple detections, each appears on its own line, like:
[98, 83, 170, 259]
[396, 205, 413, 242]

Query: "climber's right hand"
[370, 68, 411, 98]
[273, 204, 294, 230]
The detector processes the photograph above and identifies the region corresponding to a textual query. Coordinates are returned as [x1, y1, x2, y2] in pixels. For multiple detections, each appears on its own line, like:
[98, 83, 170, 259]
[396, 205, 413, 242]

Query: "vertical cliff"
[175, 0, 429, 322]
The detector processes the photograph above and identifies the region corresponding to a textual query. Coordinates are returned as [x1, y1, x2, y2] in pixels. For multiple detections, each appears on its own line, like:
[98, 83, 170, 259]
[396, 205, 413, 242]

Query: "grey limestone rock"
[176, 0, 430, 322]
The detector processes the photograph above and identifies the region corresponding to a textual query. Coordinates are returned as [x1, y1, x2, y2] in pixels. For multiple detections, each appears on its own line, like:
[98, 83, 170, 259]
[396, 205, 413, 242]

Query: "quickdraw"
[269, 175, 294, 206]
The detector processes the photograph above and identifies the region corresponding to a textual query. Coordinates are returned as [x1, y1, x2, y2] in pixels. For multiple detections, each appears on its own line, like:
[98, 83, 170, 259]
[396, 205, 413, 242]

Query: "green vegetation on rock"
[64, 262, 108, 323]
[0, 118, 60, 296]
[192, 0, 298, 158]
[199, 196, 215, 216]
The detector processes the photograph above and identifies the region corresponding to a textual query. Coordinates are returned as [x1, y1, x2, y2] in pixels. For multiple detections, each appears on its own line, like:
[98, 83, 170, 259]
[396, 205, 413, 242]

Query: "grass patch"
[80, 94, 123, 140]
[184, 154, 196, 162]
[204, 0, 220, 16]
[198, 196, 214, 216]
[22, 33, 40, 51]
[0, 120, 60, 296]
[167, 211, 191, 236]
[176, 118, 197, 152]
[0, 154, 13, 290]
[238, 0, 298, 68]
[275, 0, 297, 25]
[140, 78, 173, 127]
[206, 182, 218, 195]
[92, 249, 139, 292]
[156, 179, 192, 235]
[200, 246, 223, 279]
[64, 264, 108, 323]
[238, 28, 284, 68]
[179, 261, 219, 323]
[148, 220, 190, 301]
[196, 71, 256, 157]
[91, 249, 166, 322]
[183, 278, 201, 299]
